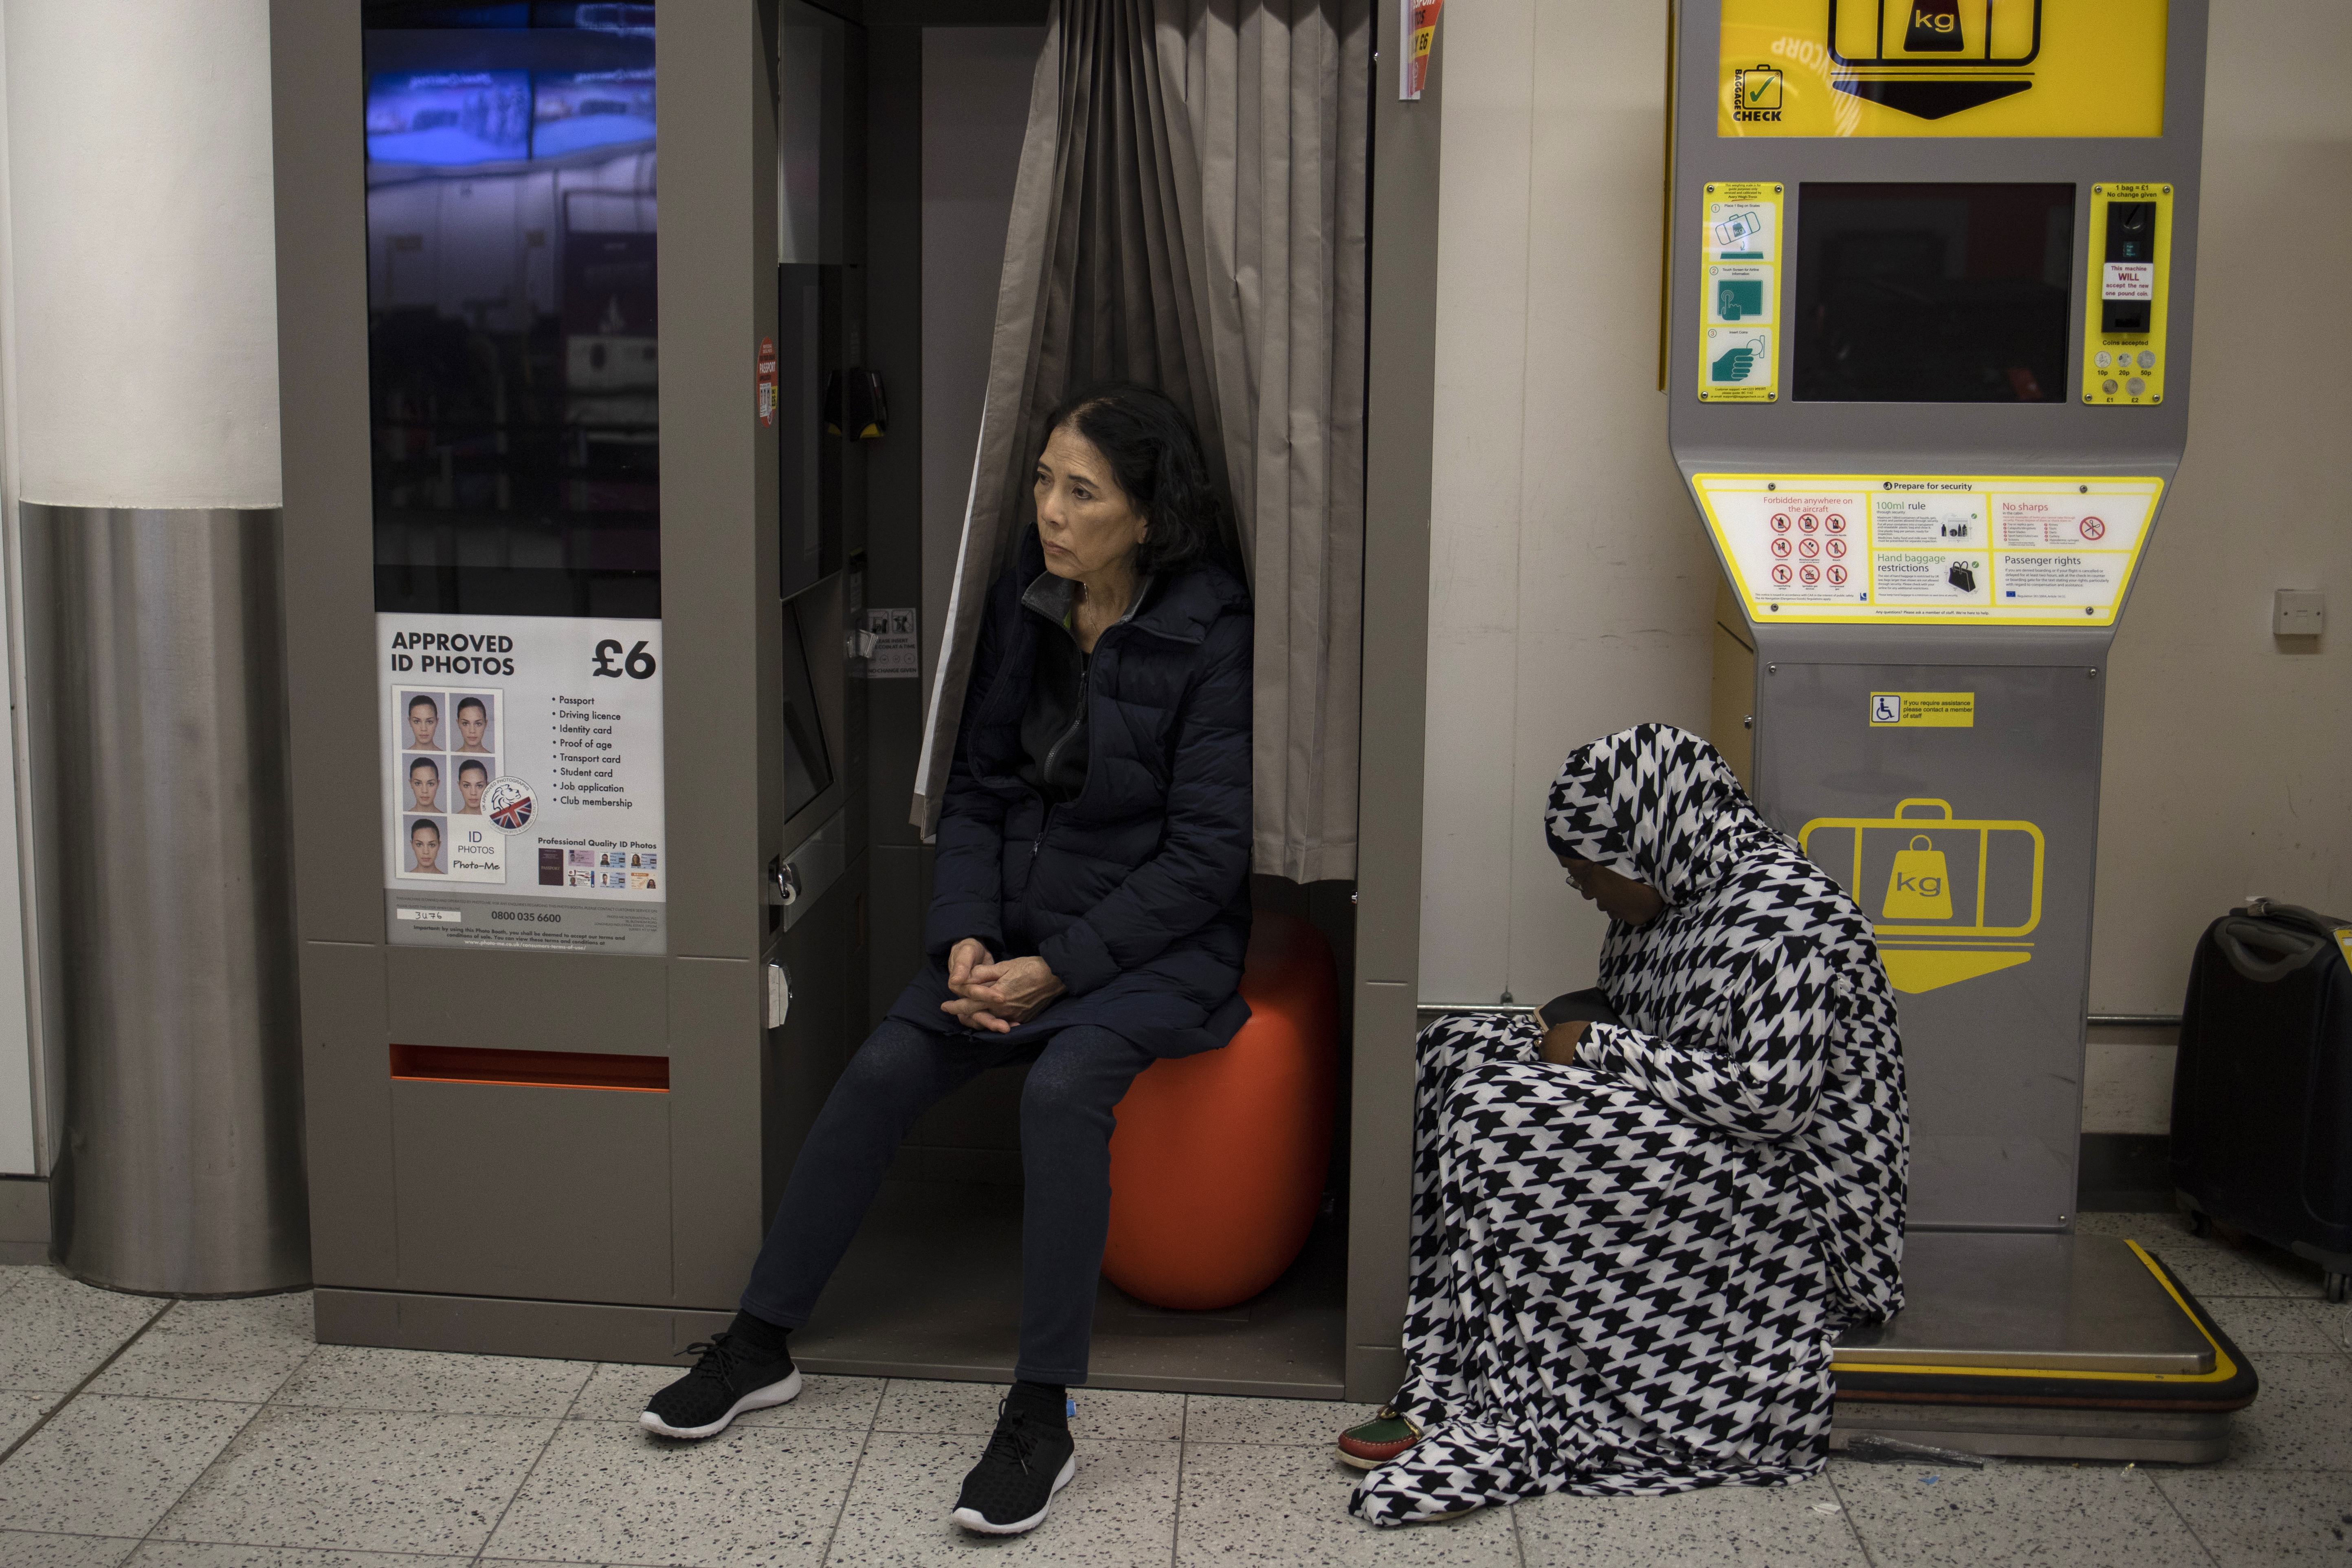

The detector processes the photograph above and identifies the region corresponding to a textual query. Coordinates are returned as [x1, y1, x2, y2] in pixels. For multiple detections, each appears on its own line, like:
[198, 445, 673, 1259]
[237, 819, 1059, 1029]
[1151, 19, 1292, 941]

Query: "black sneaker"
[639, 1334, 801, 1439]
[950, 1396, 1077, 1535]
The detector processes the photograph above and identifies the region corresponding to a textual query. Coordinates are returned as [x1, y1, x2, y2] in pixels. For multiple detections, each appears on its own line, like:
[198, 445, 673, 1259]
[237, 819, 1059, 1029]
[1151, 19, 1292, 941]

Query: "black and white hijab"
[1544, 723, 1908, 1322]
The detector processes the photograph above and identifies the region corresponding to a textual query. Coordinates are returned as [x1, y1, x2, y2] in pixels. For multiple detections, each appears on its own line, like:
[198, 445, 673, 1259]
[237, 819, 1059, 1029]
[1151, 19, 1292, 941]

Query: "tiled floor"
[0, 1213, 2345, 1567]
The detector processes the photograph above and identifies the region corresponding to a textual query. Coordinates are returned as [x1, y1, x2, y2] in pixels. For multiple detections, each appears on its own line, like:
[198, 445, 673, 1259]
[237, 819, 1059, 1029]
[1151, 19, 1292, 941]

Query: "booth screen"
[1793, 183, 2075, 404]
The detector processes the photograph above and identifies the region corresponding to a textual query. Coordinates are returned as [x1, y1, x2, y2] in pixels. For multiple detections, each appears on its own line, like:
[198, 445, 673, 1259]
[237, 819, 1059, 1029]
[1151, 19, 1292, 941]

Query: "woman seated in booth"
[1339, 724, 1908, 1524]
[642, 383, 1253, 1537]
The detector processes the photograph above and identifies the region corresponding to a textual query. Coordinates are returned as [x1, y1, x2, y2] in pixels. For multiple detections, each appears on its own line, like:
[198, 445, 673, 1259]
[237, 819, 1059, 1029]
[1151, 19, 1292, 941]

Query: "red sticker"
[756, 337, 778, 427]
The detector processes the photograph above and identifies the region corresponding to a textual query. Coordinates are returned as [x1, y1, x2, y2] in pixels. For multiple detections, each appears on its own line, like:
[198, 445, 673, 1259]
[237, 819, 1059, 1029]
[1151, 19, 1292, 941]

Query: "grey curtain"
[911, 0, 1370, 885]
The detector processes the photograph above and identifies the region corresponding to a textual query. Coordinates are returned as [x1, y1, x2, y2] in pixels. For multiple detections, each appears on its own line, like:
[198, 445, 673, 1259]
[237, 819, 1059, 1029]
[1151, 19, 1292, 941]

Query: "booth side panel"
[662, 0, 782, 965]
[297, 941, 396, 1290]
[674, 954, 765, 1307]
[270, 0, 380, 950]
[1351, 0, 1446, 1405]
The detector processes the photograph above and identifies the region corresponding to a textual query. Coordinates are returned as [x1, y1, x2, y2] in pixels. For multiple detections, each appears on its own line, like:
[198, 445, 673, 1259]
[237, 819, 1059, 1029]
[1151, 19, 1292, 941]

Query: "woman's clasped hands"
[941, 937, 1069, 1034]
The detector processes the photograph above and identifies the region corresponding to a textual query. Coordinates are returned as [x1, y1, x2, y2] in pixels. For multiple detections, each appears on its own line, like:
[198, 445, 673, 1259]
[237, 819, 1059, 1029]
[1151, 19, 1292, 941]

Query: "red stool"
[1100, 910, 1340, 1311]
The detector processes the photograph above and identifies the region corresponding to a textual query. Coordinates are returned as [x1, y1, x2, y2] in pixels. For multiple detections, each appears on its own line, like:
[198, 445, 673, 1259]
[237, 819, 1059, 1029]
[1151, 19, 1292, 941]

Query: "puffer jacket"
[888, 527, 1253, 1057]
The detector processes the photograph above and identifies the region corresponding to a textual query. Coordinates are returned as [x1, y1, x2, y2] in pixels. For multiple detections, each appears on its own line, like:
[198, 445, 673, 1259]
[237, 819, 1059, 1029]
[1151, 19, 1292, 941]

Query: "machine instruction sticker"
[1691, 473, 2163, 627]
[1696, 181, 1782, 403]
[1869, 693, 1974, 728]
[378, 613, 666, 955]
[862, 607, 919, 679]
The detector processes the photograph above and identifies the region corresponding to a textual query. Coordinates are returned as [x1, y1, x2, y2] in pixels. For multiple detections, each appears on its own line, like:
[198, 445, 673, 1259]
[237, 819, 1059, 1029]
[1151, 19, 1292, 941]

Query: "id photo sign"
[378, 613, 668, 956]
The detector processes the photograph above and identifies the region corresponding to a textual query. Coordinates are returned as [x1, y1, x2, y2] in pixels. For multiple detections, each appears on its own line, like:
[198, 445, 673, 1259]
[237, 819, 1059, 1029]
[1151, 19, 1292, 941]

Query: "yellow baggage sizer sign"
[1799, 798, 2045, 994]
[1719, 0, 2167, 140]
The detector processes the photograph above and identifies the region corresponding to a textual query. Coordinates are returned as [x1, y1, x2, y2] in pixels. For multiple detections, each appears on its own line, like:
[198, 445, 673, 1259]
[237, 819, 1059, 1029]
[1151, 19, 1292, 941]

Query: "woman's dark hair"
[1039, 381, 1231, 576]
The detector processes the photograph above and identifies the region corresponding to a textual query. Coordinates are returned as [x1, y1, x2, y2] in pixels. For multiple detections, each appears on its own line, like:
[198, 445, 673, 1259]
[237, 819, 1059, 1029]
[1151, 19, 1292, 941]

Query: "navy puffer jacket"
[887, 528, 1254, 1058]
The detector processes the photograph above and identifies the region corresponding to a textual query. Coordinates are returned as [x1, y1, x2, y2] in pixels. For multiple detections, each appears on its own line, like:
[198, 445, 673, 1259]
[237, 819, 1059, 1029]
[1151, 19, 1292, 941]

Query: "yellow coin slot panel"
[2082, 183, 2173, 407]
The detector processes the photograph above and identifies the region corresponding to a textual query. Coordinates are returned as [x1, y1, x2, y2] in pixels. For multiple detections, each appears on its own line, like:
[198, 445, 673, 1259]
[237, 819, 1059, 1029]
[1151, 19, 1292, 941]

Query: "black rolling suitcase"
[2171, 900, 2352, 1302]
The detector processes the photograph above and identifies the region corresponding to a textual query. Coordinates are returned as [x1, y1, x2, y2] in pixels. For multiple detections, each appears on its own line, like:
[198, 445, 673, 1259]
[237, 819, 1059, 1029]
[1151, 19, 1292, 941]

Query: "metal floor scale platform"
[1831, 1232, 2255, 1462]
[1664, 2, 2240, 1463]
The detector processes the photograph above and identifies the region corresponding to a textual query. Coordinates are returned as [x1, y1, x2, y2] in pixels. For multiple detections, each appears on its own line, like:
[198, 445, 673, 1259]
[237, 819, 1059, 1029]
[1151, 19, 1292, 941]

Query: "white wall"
[1419, 0, 1713, 1007]
[1417, 2, 2352, 1140]
[6, 0, 281, 508]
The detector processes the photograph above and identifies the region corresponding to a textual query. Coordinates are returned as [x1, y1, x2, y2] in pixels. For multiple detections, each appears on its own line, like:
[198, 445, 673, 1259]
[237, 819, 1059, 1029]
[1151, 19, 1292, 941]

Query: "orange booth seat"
[1100, 910, 1340, 1311]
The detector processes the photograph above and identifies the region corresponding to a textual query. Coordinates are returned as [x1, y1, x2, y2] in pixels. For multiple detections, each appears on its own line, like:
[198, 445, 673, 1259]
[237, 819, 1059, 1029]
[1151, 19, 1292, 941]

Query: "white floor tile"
[0, 1388, 59, 1449]
[1183, 1394, 1377, 1446]
[1830, 1458, 2216, 1568]
[2203, 1298, 2348, 1357]
[482, 1415, 859, 1567]
[2073, 1213, 2200, 1241]
[2154, 1467, 2352, 1566]
[0, 1533, 142, 1568]
[1173, 1441, 1518, 1566]
[568, 1361, 882, 1432]
[0, 1395, 258, 1538]
[2151, 1245, 2284, 1301]
[91, 1296, 317, 1405]
[1516, 1473, 1867, 1568]
[270, 1346, 592, 1418]
[0, 1542, 140, 1568]
[874, 1381, 1182, 1442]
[0, 1276, 166, 1394]
[126, 1547, 475, 1567]
[826, 1432, 1177, 1566]
[152, 1407, 557, 1557]
[2217, 1354, 2352, 1471]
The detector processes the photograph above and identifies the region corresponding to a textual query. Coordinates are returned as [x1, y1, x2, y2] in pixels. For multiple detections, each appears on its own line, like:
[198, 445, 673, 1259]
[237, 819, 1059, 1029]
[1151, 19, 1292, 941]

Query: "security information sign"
[1697, 181, 1783, 403]
[1719, 0, 2167, 139]
[379, 614, 667, 955]
[1693, 473, 2163, 627]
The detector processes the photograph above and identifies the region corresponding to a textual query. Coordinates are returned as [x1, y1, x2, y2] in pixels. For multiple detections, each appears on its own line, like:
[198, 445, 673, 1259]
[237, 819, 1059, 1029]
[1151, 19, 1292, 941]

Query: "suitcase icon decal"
[1798, 798, 2045, 994]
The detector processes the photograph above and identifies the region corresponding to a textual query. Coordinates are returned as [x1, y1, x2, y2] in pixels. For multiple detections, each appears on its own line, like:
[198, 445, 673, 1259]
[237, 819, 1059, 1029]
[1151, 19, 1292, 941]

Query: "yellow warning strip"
[1831, 1240, 2240, 1385]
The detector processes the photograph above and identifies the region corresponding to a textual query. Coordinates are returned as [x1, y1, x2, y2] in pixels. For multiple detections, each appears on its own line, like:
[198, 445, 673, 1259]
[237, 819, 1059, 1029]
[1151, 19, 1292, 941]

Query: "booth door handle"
[769, 856, 802, 908]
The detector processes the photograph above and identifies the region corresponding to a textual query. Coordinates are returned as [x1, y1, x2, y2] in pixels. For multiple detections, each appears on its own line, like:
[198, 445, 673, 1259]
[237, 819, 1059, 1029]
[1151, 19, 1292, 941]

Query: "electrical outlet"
[2272, 589, 2324, 638]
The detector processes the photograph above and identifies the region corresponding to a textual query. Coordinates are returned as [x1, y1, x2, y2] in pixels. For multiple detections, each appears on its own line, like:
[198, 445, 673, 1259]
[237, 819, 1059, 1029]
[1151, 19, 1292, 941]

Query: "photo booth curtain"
[910, 0, 1370, 885]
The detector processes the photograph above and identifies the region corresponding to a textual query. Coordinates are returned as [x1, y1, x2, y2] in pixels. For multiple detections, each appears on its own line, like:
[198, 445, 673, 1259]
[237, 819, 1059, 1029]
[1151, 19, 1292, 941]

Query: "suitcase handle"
[2239, 901, 2351, 938]
[2215, 917, 2323, 983]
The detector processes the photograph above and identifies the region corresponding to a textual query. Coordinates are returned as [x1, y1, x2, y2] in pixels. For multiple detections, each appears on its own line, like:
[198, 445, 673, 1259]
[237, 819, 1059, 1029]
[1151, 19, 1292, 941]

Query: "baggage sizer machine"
[1668, 0, 2252, 1459]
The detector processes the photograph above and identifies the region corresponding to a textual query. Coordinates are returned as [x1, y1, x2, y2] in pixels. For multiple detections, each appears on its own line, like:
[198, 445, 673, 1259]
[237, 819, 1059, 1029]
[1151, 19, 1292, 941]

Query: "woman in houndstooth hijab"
[1345, 723, 1907, 1525]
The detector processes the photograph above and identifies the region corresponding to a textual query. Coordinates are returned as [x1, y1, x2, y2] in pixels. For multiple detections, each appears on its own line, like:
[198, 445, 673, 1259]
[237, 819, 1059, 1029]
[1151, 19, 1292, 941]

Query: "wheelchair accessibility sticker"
[1798, 798, 2043, 994]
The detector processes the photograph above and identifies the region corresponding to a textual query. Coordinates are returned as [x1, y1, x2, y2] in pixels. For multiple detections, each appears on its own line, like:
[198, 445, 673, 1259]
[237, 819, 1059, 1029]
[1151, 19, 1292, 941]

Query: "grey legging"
[739, 1018, 1154, 1385]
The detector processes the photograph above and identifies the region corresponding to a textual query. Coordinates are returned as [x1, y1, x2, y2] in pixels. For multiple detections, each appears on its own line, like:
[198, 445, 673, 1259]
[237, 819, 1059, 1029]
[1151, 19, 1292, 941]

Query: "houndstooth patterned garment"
[1351, 724, 1907, 1526]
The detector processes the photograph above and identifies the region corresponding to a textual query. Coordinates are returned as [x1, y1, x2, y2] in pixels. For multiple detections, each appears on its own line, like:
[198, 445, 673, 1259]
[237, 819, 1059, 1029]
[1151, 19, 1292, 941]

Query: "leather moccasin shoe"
[1336, 1405, 1423, 1470]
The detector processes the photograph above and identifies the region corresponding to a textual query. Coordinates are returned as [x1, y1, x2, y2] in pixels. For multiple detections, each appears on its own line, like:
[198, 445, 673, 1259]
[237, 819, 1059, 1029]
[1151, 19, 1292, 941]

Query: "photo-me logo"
[1828, 0, 2042, 121]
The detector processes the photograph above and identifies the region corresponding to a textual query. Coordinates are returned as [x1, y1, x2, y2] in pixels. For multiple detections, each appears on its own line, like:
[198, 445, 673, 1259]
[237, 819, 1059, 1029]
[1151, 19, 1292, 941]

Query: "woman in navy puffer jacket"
[641, 383, 1253, 1540]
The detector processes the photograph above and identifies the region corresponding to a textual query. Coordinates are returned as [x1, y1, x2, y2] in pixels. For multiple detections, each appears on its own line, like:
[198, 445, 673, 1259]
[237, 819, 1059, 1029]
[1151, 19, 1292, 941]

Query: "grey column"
[5, 0, 298, 1293]
[22, 506, 305, 1295]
